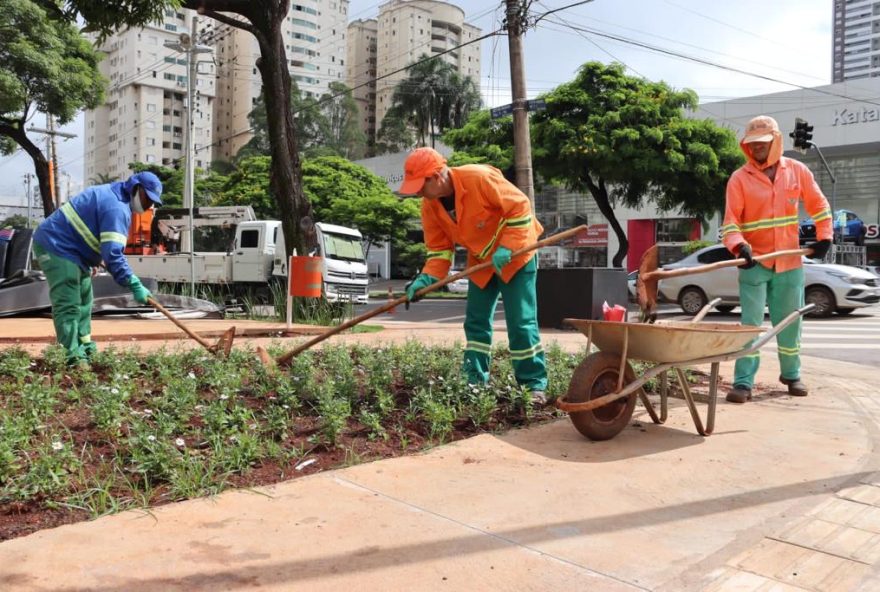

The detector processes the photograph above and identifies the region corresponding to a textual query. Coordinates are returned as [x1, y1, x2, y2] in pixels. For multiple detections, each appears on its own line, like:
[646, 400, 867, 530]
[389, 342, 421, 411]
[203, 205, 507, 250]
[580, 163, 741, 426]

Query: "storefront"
[694, 78, 880, 268]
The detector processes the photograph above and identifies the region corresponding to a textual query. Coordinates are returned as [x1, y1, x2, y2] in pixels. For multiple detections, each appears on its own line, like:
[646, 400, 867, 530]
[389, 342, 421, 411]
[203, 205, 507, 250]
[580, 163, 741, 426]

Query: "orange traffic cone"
[386, 286, 396, 314]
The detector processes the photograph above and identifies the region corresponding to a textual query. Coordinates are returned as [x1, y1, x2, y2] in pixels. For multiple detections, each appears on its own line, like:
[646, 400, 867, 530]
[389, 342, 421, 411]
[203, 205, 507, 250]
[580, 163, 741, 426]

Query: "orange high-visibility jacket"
[722, 156, 831, 272]
[420, 164, 543, 289]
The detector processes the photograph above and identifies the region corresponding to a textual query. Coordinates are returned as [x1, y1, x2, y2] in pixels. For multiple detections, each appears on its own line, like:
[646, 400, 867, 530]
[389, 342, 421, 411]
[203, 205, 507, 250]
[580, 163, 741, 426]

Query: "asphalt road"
[357, 298, 880, 367]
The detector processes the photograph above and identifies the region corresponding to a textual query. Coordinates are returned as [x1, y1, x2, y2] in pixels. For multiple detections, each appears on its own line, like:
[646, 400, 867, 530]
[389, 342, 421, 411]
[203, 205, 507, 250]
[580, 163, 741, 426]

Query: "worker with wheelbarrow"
[721, 115, 832, 403]
[398, 147, 548, 406]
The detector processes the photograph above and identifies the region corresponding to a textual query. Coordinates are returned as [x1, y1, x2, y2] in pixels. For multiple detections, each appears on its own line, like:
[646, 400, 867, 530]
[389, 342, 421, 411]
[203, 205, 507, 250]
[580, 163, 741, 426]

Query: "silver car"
[657, 244, 880, 317]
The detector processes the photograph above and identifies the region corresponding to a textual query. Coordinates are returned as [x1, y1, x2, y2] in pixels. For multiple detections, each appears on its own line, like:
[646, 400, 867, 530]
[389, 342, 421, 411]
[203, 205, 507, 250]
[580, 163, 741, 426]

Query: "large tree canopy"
[0, 0, 105, 215]
[213, 155, 418, 253]
[531, 62, 743, 265]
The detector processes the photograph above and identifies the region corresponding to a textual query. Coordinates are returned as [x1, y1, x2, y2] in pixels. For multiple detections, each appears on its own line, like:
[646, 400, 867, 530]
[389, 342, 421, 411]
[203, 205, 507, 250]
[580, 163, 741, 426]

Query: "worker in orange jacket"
[721, 115, 832, 403]
[398, 147, 548, 405]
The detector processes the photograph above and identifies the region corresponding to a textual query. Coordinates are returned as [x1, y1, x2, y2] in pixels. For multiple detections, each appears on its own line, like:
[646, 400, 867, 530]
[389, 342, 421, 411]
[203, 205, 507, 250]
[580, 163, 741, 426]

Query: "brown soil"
[0, 365, 773, 543]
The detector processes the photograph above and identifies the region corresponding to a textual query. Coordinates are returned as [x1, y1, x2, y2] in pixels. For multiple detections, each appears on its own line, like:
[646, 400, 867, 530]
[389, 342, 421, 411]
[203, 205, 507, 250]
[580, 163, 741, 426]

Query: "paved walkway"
[0, 317, 878, 591]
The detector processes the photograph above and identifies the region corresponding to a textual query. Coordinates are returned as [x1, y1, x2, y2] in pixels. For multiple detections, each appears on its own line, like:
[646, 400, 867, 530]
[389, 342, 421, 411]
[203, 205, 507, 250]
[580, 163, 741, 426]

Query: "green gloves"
[405, 273, 438, 305]
[492, 246, 513, 274]
[128, 275, 152, 305]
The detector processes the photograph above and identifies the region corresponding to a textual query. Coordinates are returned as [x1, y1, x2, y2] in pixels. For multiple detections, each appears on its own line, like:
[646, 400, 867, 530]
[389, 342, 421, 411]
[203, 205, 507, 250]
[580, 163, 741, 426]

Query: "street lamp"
[164, 23, 211, 295]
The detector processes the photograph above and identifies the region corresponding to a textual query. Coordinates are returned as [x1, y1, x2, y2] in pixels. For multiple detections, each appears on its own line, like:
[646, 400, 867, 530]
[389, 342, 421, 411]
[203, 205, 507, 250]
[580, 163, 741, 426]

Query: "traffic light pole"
[810, 144, 839, 244]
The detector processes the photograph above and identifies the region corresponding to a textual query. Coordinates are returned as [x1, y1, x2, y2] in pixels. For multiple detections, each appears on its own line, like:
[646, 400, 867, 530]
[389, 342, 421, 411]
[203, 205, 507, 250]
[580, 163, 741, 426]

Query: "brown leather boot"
[726, 385, 752, 404]
[780, 376, 808, 397]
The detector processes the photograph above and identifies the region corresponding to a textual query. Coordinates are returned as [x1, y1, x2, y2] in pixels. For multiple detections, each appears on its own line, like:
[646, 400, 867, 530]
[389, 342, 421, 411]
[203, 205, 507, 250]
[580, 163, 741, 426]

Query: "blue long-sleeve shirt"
[34, 180, 135, 285]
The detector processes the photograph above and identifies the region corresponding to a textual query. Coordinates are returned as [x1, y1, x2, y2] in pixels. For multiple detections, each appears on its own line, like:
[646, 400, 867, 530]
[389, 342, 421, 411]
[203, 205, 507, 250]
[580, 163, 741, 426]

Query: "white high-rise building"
[832, 0, 880, 82]
[350, 0, 481, 143]
[84, 8, 216, 181]
[210, 1, 350, 162]
[347, 19, 379, 143]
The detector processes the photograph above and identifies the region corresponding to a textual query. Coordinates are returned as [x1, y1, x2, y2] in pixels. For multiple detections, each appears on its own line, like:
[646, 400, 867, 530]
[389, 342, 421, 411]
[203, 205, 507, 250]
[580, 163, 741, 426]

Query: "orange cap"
[742, 115, 779, 143]
[399, 147, 447, 194]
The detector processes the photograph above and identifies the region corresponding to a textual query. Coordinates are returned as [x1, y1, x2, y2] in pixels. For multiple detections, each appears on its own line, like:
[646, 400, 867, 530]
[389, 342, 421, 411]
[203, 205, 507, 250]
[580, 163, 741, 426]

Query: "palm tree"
[88, 172, 117, 185]
[383, 56, 482, 148]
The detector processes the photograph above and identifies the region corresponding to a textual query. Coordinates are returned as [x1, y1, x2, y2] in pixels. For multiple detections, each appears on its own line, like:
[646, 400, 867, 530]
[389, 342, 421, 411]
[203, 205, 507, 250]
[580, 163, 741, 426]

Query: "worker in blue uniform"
[33, 172, 163, 365]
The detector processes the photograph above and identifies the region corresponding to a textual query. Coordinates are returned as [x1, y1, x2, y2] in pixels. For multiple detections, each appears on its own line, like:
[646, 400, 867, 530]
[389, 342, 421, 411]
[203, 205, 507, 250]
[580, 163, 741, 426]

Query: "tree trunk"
[256, 24, 316, 256]
[584, 175, 628, 268]
[0, 121, 54, 216]
[186, 0, 315, 257]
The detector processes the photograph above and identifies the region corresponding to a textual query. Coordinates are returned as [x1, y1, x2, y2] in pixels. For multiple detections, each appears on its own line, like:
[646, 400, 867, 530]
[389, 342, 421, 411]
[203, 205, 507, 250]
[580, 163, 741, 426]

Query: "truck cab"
[272, 222, 369, 304]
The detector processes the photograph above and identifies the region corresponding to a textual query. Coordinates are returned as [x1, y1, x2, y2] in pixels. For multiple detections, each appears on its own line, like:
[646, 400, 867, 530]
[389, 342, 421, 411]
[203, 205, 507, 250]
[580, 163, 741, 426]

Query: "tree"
[32, 0, 177, 42]
[0, 214, 30, 229]
[443, 109, 514, 173]
[374, 106, 415, 155]
[380, 56, 481, 148]
[0, 0, 105, 216]
[88, 172, 118, 185]
[317, 82, 366, 159]
[236, 87, 326, 160]
[301, 157, 420, 255]
[213, 155, 419, 253]
[530, 62, 742, 266]
[176, 0, 318, 260]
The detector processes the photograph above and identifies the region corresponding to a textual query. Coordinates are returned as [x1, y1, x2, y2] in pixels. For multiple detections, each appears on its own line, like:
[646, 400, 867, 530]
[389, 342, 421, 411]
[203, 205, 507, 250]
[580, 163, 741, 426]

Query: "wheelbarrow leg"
[675, 366, 714, 436]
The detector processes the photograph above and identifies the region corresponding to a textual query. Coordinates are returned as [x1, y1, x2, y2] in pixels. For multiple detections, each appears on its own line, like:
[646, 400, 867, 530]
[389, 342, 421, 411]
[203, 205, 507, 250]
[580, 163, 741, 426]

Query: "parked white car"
[657, 244, 880, 317]
[446, 271, 469, 294]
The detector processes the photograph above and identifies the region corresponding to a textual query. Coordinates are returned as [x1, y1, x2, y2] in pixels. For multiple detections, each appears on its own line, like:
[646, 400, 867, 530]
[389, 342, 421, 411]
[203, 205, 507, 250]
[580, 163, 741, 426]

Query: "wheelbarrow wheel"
[566, 351, 638, 441]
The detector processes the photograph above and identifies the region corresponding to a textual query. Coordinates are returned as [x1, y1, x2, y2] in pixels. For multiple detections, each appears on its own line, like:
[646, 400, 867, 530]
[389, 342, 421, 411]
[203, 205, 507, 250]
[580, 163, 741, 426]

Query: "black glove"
[737, 244, 756, 269]
[807, 239, 831, 260]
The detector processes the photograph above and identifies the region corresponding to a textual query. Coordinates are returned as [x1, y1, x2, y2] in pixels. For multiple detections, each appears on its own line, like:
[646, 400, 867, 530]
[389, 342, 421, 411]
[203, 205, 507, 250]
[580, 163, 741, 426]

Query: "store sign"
[831, 107, 880, 126]
[572, 224, 608, 246]
[867, 223, 879, 240]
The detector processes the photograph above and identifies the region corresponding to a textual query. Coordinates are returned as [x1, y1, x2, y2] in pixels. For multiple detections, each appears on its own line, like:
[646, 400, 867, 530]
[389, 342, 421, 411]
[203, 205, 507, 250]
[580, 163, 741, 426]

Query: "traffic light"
[790, 118, 814, 150]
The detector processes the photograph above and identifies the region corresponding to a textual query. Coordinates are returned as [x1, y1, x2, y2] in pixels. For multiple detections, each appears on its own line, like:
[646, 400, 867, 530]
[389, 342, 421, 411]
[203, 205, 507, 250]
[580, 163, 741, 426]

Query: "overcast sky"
[0, 0, 831, 205]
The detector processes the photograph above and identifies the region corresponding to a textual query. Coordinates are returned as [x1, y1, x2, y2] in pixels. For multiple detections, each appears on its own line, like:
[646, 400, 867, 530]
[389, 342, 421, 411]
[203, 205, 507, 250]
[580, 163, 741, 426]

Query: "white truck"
[128, 206, 369, 304]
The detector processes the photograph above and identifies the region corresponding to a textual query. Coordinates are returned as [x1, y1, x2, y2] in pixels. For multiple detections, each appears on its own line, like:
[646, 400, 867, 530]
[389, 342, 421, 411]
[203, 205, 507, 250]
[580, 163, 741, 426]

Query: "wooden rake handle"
[275, 224, 589, 365]
[643, 248, 811, 281]
[147, 296, 214, 350]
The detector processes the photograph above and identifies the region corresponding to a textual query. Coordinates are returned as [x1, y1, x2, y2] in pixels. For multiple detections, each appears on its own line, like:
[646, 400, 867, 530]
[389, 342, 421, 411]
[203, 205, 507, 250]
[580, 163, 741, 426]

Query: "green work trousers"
[34, 244, 97, 364]
[734, 264, 804, 388]
[463, 257, 547, 391]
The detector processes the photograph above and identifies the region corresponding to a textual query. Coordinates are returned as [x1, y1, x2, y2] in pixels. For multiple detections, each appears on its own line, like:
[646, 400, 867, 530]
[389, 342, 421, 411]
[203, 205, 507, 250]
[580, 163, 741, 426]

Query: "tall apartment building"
[211, 1, 350, 162]
[832, 0, 880, 82]
[85, 8, 216, 181]
[348, 0, 481, 143]
[346, 19, 379, 142]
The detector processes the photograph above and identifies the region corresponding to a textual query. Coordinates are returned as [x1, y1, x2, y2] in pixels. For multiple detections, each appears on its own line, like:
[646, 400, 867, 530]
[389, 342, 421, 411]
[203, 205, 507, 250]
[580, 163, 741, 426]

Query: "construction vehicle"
[127, 206, 369, 303]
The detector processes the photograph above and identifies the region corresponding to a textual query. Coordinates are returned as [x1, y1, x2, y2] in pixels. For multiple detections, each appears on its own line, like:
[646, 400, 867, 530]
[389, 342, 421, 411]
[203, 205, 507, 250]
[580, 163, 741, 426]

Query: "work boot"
[780, 376, 808, 397]
[529, 390, 549, 407]
[726, 385, 752, 404]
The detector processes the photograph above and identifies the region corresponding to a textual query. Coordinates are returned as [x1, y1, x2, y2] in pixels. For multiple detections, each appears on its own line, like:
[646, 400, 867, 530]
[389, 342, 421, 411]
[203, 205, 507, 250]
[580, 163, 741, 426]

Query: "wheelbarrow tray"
[563, 319, 765, 364]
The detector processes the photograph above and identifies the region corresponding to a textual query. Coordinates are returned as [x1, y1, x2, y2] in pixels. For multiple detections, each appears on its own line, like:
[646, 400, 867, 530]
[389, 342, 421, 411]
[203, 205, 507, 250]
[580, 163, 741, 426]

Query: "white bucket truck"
[128, 206, 369, 303]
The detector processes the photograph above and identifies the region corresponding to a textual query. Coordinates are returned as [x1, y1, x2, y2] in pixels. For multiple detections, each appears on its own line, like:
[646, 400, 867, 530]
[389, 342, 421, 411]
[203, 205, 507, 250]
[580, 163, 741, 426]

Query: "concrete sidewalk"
[1, 320, 879, 591]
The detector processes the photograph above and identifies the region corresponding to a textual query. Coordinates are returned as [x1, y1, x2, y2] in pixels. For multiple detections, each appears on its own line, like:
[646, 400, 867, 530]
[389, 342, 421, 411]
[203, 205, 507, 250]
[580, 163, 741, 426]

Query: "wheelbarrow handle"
[643, 248, 811, 281]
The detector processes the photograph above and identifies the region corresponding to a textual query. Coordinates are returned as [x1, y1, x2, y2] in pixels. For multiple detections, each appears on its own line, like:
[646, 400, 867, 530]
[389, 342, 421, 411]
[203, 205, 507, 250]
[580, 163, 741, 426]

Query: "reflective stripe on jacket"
[34, 182, 135, 285]
[421, 164, 543, 289]
[722, 156, 831, 273]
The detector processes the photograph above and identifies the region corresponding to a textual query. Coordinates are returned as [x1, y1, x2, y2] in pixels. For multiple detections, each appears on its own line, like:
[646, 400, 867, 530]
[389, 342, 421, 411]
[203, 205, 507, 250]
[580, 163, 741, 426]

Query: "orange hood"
[739, 115, 783, 170]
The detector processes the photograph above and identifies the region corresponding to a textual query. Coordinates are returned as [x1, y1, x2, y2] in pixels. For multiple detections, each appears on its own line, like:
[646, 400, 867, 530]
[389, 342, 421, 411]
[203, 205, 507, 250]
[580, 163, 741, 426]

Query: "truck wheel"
[715, 305, 735, 314]
[805, 286, 835, 318]
[565, 352, 637, 441]
[678, 286, 708, 316]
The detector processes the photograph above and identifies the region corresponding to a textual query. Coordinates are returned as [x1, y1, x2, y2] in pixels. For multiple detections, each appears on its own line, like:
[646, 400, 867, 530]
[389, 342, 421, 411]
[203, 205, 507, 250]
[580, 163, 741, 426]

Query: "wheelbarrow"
[555, 300, 816, 441]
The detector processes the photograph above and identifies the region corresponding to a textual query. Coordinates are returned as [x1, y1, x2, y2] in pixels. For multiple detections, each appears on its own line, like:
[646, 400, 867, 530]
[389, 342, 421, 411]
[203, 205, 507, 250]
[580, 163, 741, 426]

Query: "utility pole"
[24, 173, 33, 227]
[165, 16, 211, 295]
[27, 120, 76, 210]
[505, 0, 535, 203]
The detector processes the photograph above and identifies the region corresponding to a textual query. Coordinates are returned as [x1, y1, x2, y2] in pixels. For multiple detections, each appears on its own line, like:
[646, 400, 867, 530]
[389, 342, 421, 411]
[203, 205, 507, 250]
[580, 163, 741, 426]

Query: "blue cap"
[129, 171, 163, 206]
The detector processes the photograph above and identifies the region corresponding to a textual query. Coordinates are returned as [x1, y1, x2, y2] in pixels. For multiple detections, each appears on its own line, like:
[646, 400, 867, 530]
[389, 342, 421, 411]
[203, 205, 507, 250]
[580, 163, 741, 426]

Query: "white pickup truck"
[128, 206, 369, 304]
